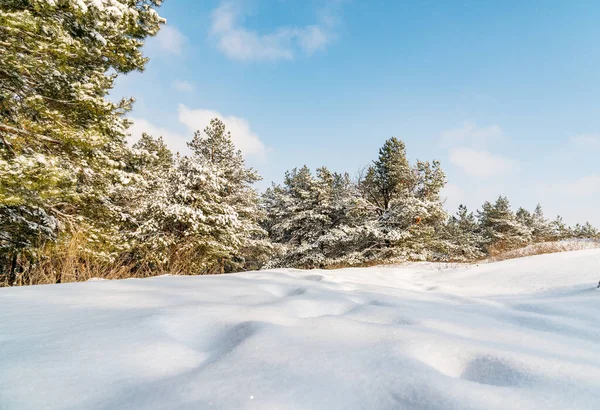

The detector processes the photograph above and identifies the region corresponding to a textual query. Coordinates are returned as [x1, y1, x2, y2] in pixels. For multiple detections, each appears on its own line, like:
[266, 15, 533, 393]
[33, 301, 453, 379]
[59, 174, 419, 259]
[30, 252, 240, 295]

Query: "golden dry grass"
[4, 237, 599, 287]
[487, 240, 600, 262]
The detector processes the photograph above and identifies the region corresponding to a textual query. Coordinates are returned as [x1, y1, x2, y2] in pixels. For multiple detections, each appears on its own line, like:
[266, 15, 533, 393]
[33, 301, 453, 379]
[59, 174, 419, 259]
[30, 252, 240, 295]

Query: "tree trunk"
[8, 251, 18, 285]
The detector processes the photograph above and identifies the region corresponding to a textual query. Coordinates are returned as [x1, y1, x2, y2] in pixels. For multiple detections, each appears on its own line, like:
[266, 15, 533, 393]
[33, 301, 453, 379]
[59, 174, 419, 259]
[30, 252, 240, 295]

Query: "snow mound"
[1, 250, 600, 409]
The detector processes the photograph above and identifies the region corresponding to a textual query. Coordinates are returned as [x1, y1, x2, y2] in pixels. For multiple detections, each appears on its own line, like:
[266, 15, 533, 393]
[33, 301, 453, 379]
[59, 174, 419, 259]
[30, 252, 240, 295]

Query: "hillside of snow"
[2, 250, 600, 409]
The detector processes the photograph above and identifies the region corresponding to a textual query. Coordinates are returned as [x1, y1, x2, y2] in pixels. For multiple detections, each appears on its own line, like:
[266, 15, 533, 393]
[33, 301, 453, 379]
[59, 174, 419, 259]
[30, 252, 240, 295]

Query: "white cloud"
[441, 121, 503, 147]
[297, 25, 329, 53]
[153, 25, 187, 55]
[178, 104, 267, 160]
[209, 1, 339, 62]
[127, 106, 268, 161]
[448, 147, 517, 180]
[173, 80, 195, 93]
[442, 121, 517, 182]
[570, 134, 600, 148]
[543, 174, 600, 197]
[127, 118, 190, 155]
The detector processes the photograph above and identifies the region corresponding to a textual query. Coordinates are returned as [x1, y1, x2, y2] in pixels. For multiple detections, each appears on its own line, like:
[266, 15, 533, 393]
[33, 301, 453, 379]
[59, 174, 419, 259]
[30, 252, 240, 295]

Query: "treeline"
[1, 1, 598, 286]
[263, 138, 598, 268]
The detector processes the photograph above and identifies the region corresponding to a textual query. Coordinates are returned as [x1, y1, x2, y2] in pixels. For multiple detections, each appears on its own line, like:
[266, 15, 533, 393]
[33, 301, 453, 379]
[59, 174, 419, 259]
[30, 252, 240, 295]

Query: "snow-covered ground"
[2, 250, 600, 409]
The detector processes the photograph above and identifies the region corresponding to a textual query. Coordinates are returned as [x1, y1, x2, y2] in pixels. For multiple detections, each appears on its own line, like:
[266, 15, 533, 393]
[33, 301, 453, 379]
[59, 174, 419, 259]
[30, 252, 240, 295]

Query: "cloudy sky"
[115, 0, 600, 226]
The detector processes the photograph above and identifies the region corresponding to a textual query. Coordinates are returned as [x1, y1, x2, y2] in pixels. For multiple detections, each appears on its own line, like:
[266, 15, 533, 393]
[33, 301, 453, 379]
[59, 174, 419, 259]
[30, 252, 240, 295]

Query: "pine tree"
[478, 196, 532, 254]
[116, 133, 178, 270]
[0, 0, 165, 281]
[359, 137, 415, 215]
[516, 207, 533, 228]
[265, 166, 320, 248]
[188, 119, 269, 272]
[550, 215, 571, 240]
[121, 120, 268, 274]
[264, 166, 370, 268]
[359, 138, 448, 261]
[515, 204, 553, 243]
[441, 205, 485, 261]
[263, 166, 321, 267]
[530, 204, 553, 242]
[572, 222, 598, 239]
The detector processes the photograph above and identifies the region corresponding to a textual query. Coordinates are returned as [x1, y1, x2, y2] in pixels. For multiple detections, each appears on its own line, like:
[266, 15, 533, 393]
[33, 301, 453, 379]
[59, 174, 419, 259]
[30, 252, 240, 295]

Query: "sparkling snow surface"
[2, 250, 600, 409]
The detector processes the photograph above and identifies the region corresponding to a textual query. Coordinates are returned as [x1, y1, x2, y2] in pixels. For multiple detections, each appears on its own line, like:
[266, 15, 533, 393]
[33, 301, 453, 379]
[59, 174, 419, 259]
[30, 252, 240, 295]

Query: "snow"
[1, 250, 600, 409]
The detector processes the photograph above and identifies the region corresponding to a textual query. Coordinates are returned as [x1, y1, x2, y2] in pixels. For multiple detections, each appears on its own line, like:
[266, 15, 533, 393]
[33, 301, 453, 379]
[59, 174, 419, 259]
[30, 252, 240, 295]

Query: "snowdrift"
[1, 250, 600, 409]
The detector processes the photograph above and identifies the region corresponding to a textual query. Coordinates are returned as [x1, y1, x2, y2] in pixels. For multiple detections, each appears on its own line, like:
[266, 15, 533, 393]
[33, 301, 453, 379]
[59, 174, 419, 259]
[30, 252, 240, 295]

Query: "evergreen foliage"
[440, 205, 485, 261]
[265, 138, 450, 268]
[478, 196, 532, 254]
[1, 0, 164, 282]
[119, 120, 268, 275]
[572, 222, 598, 239]
[264, 166, 369, 268]
[550, 215, 572, 240]
[517, 204, 554, 242]
[358, 140, 448, 262]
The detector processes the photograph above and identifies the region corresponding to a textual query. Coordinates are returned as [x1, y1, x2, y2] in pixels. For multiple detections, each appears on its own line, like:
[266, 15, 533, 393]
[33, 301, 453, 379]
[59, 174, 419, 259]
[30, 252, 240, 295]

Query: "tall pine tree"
[0, 0, 164, 282]
[359, 138, 448, 261]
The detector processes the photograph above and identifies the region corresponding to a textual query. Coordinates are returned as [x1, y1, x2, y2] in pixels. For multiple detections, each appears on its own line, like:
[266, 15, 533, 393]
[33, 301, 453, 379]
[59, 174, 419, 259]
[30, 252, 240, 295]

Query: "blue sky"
[115, 0, 600, 225]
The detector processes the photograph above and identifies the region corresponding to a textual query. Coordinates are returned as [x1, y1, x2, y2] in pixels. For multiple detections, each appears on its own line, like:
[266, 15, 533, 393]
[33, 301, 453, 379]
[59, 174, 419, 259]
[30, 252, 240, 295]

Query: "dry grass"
[325, 240, 600, 270]
[5, 236, 140, 287]
[1, 234, 230, 287]
[4, 236, 599, 287]
[5, 235, 141, 287]
[487, 240, 600, 262]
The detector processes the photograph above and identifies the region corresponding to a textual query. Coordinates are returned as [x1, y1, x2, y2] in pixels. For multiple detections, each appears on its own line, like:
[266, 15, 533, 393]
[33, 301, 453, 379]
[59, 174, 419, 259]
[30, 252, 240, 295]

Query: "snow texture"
[1, 250, 600, 409]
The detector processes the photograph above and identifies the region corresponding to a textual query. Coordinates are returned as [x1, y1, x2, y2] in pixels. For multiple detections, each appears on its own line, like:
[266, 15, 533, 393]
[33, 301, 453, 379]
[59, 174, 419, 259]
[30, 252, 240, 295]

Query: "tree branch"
[0, 123, 60, 145]
[0, 131, 15, 156]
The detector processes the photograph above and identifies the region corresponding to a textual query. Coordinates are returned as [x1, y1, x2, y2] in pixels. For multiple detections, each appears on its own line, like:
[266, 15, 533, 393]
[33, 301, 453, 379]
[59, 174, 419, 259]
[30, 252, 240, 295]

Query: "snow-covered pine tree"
[516, 207, 533, 228]
[572, 222, 598, 239]
[441, 205, 485, 261]
[115, 133, 179, 271]
[408, 159, 449, 258]
[359, 138, 415, 216]
[311, 168, 377, 266]
[0, 0, 165, 282]
[358, 138, 448, 262]
[263, 166, 370, 268]
[549, 215, 572, 240]
[120, 120, 268, 275]
[516, 204, 554, 243]
[263, 166, 321, 267]
[478, 196, 532, 254]
[187, 119, 269, 273]
[530, 204, 554, 242]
